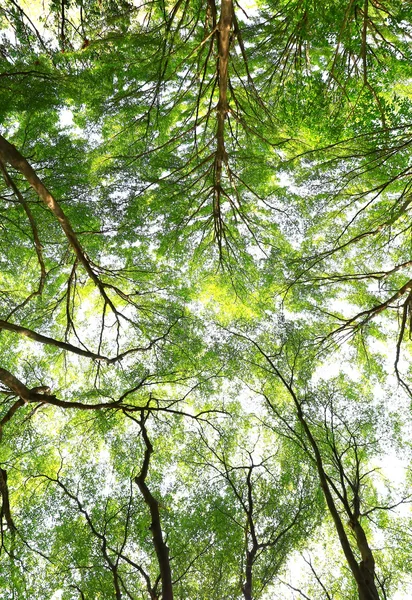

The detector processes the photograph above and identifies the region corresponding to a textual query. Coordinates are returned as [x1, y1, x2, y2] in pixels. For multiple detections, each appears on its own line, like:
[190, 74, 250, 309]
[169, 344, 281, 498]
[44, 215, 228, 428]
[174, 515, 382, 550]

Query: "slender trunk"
[135, 419, 173, 600]
[242, 547, 256, 600]
[253, 348, 382, 600]
[242, 465, 257, 600]
[213, 0, 233, 247]
[215, 0, 232, 166]
[0, 469, 15, 532]
[293, 401, 380, 600]
[295, 404, 361, 576]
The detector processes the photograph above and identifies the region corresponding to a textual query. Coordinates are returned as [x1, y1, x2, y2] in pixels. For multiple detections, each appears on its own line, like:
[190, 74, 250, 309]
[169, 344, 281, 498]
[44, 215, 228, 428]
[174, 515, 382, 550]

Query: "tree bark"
[0, 135, 117, 313]
[296, 402, 380, 600]
[213, 0, 233, 249]
[352, 521, 380, 600]
[0, 468, 15, 532]
[135, 418, 173, 600]
[264, 359, 381, 600]
[0, 320, 107, 361]
[242, 547, 256, 600]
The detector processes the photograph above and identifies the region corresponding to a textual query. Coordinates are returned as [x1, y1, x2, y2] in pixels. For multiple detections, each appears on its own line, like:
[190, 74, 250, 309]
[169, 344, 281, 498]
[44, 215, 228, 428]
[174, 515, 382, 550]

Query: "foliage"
[0, 1, 412, 598]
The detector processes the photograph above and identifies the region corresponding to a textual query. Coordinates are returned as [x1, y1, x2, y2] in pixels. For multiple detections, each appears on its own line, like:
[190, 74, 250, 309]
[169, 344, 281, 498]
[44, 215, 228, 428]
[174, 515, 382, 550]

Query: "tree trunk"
[135, 418, 173, 600]
[213, 0, 233, 247]
[352, 521, 380, 600]
[242, 547, 255, 600]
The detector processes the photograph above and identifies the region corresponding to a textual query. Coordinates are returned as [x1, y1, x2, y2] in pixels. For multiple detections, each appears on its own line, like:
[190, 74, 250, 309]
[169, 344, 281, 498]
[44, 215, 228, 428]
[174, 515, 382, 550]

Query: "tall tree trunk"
[271, 369, 381, 600]
[296, 403, 380, 600]
[352, 521, 380, 600]
[213, 0, 233, 249]
[135, 417, 173, 600]
[242, 547, 256, 600]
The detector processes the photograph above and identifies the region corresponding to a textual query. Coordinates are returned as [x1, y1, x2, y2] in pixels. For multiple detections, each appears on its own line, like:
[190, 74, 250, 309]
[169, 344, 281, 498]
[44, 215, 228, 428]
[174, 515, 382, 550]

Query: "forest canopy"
[0, 0, 412, 598]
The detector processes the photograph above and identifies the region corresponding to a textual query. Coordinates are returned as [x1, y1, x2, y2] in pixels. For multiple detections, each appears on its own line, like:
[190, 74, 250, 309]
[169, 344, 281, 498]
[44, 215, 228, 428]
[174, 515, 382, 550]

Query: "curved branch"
[0, 135, 119, 316]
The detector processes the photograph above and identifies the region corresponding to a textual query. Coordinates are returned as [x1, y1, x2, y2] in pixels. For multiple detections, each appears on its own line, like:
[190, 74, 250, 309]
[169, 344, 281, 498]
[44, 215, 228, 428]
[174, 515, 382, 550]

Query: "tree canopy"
[0, 0, 412, 598]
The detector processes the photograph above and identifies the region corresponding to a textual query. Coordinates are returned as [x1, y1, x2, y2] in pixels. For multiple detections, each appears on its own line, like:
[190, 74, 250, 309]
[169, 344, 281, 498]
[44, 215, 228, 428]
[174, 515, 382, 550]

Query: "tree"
[234, 325, 411, 599]
[0, 0, 412, 598]
[192, 414, 321, 600]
